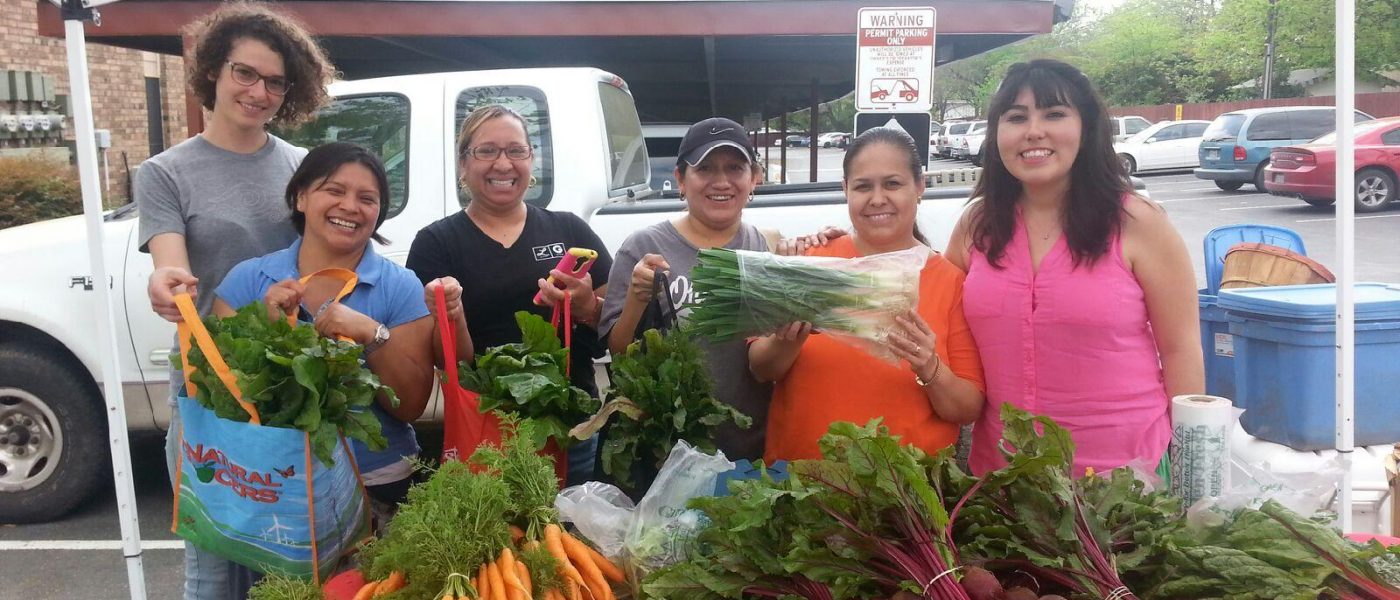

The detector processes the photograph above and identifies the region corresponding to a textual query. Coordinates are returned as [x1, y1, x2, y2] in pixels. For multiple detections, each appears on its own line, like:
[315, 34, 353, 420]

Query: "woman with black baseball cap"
[597, 116, 776, 462]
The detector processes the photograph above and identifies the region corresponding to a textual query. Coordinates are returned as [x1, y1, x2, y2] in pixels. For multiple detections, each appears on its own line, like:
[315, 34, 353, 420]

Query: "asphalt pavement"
[3, 149, 1398, 598]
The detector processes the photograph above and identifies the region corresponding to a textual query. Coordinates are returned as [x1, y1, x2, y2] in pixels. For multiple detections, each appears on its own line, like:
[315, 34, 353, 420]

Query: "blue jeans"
[566, 435, 598, 487]
[165, 403, 260, 599]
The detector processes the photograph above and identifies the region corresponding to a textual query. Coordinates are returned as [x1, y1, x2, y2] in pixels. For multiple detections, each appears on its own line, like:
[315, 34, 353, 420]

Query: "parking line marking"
[1166, 186, 1244, 193]
[1155, 194, 1257, 203]
[1296, 213, 1400, 223]
[0, 540, 185, 551]
[1218, 204, 1303, 211]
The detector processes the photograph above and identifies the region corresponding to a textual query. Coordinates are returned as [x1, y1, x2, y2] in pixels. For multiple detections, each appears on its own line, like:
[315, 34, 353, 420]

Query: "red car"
[1264, 116, 1400, 213]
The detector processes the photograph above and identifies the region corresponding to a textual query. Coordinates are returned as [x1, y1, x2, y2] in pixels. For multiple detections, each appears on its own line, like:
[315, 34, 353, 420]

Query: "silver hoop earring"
[528, 175, 538, 188]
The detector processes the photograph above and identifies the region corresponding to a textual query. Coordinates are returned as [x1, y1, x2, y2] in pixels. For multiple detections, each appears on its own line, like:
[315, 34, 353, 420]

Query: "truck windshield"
[599, 82, 647, 192]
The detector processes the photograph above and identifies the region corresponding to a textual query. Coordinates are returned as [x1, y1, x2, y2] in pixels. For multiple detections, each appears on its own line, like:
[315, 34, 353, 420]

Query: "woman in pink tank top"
[945, 59, 1203, 476]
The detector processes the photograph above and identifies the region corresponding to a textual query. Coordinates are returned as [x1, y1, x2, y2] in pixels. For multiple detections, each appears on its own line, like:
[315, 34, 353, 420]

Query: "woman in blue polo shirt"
[212, 142, 434, 522]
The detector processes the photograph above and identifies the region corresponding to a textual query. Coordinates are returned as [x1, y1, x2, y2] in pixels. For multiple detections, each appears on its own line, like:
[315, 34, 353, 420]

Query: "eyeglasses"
[466, 145, 533, 161]
[226, 62, 291, 96]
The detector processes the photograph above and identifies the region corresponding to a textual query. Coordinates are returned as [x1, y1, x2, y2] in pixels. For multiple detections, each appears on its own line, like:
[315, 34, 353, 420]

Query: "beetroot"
[1038, 596, 1069, 600]
[1003, 588, 1038, 600]
[960, 567, 1005, 600]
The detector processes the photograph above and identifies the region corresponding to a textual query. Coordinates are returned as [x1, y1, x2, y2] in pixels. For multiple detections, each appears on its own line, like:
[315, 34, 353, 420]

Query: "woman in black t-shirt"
[407, 105, 611, 483]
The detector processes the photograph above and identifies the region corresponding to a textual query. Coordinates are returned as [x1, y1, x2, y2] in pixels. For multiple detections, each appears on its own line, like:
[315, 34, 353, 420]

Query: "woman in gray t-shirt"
[135, 4, 334, 599]
[598, 117, 778, 461]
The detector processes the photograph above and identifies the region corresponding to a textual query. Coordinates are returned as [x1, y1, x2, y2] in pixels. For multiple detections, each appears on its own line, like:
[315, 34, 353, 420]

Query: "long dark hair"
[842, 127, 929, 245]
[969, 59, 1131, 267]
[286, 142, 391, 244]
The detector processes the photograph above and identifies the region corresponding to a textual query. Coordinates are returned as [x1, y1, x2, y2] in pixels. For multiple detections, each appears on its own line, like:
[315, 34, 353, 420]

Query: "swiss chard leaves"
[174, 301, 393, 466]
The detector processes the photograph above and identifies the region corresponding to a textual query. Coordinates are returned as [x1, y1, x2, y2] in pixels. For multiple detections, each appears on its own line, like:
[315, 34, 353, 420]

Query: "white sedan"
[1114, 120, 1212, 174]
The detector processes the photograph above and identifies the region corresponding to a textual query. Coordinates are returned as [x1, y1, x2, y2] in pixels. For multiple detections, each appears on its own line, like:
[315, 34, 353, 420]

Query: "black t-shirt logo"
[533, 243, 566, 262]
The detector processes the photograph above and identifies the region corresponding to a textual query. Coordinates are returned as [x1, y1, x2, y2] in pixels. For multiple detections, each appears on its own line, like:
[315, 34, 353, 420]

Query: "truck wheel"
[1119, 154, 1136, 175]
[1215, 180, 1244, 191]
[0, 344, 109, 523]
[1355, 168, 1396, 214]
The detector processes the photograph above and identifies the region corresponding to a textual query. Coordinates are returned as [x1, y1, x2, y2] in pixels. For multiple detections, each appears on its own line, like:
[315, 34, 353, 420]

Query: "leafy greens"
[176, 301, 391, 466]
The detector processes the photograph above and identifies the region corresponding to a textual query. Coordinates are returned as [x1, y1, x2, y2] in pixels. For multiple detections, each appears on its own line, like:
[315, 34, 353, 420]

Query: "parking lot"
[3, 149, 1398, 599]
[779, 147, 1400, 285]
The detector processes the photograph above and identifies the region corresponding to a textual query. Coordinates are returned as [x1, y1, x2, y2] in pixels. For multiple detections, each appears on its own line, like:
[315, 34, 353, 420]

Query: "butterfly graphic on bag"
[275, 465, 296, 478]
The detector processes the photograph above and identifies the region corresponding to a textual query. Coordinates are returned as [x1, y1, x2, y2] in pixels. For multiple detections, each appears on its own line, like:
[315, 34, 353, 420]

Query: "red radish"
[960, 567, 1005, 600]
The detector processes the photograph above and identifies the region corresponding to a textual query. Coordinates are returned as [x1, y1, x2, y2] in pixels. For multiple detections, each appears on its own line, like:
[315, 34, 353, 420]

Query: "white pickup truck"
[0, 66, 1110, 522]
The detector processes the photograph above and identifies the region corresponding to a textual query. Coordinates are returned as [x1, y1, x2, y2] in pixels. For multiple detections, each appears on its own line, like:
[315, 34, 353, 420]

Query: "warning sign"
[855, 6, 936, 112]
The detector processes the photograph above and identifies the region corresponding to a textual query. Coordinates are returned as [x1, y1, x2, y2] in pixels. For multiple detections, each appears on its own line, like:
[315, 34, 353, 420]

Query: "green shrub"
[0, 154, 82, 230]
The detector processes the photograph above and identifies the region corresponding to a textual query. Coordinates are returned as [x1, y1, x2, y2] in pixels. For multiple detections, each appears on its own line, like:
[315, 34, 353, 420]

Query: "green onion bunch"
[687, 247, 924, 348]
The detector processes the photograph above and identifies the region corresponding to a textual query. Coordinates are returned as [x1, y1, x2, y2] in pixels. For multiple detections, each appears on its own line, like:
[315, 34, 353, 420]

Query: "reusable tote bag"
[434, 286, 569, 481]
[170, 269, 370, 582]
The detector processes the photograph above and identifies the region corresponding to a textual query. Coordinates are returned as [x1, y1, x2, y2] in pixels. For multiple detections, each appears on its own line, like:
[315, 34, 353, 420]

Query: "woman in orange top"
[751, 127, 986, 461]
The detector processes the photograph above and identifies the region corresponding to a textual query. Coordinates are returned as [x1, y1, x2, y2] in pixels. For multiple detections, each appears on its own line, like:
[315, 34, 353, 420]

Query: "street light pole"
[1262, 0, 1277, 99]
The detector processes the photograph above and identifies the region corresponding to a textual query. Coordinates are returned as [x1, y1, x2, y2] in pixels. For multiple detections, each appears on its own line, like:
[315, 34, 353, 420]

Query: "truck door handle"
[149, 350, 170, 366]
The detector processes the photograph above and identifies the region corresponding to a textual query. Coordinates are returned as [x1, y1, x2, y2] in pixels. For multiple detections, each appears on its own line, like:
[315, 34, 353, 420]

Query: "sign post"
[855, 6, 936, 112]
[854, 111, 932, 166]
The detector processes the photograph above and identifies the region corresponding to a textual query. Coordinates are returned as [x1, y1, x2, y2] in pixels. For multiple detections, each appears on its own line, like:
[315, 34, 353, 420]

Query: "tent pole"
[61, 0, 149, 595]
[1334, 0, 1356, 534]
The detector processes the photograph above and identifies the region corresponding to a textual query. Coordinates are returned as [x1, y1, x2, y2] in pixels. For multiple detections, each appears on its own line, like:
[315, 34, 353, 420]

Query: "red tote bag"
[434, 287, 568, 482]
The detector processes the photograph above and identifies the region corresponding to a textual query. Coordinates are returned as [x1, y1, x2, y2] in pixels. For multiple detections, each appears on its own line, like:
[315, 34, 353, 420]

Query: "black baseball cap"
[677, 117, 755, 167]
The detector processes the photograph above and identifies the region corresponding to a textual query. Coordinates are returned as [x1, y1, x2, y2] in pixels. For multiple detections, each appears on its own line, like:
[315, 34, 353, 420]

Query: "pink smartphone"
[533, 247, 599, 305]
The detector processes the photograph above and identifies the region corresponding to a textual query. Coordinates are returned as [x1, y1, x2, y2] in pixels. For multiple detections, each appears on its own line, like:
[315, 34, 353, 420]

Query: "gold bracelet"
[915, 356, 942, 387]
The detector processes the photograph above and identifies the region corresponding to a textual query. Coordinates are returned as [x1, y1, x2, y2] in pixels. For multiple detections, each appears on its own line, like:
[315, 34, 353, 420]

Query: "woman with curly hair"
[134, 2, 335, 598]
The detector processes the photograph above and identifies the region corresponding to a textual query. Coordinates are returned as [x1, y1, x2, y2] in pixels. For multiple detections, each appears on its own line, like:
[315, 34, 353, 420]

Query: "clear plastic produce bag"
[689, 245, 930, 362]
[555, 441, 734, 580]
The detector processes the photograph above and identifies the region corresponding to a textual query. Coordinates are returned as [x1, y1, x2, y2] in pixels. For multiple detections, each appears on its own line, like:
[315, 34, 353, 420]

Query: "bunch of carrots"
[355, 515, 624, 600]
[354, 418, 627, 600]
[450, 523, 625, 600]
[352, 571, 405, 599]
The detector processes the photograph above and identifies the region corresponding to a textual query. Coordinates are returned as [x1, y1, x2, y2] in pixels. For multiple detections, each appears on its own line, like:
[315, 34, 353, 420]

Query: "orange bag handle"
[175, 267, 362, 425]
[176, 293, 262, 425]
[294, 267, 360, 342]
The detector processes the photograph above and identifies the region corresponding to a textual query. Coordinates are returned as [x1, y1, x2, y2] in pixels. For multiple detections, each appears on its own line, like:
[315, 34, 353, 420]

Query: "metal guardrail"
[926, 167, 981, 188]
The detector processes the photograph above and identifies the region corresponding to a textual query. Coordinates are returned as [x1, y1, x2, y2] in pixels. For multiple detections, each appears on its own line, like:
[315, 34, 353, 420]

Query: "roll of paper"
[1169, 394, 1235, 509]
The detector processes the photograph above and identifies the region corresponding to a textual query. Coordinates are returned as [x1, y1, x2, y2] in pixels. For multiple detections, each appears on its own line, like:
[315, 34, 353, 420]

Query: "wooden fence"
[1110, 91, 1400, 122]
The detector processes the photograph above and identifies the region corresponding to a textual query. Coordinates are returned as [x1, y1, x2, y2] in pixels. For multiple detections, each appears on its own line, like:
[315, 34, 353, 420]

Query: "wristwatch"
[363, 323, 391, 356]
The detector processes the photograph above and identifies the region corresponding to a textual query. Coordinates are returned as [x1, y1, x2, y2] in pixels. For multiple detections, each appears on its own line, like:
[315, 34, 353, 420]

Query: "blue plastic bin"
[1203, 224, 1306, 295]
[1219, 283, 1400, 450]
[1198, 291, 1237, 402]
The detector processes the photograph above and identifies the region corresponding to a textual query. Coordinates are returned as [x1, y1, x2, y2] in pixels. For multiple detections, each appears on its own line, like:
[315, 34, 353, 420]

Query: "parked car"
[963, 129, 988, 166]
[1114, 120, 1212, 174]
[1264, 116, 1400, 212]
[936, 121, 975, 157]
[1111, 115, 1153, 142]
[948, 120, 987, 160]
[773, 134, 810, 147]
[1195, 106, 1375, 191]
[817, 132, 850, 148]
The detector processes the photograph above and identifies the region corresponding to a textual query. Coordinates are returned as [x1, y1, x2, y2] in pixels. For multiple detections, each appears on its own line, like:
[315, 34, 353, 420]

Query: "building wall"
[2, 0, 187, 202]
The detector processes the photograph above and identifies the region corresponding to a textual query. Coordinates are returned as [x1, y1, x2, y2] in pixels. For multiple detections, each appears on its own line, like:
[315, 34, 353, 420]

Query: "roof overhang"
[36, 0, 1068, 122]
